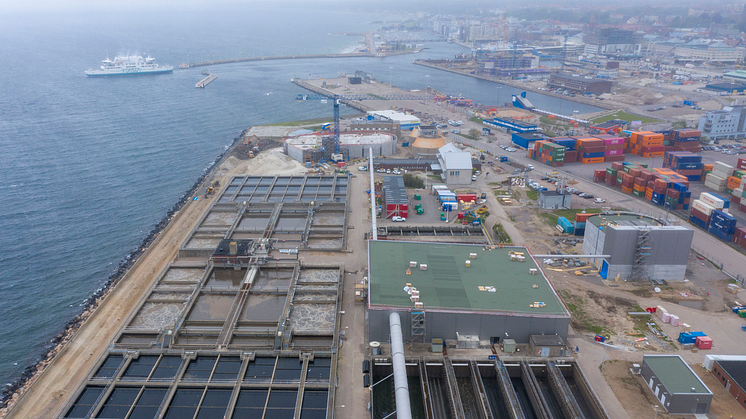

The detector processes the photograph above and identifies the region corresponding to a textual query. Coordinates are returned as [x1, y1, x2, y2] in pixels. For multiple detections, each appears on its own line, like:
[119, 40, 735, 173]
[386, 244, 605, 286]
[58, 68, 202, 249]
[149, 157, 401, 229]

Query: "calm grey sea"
[0, 6, 600, 386]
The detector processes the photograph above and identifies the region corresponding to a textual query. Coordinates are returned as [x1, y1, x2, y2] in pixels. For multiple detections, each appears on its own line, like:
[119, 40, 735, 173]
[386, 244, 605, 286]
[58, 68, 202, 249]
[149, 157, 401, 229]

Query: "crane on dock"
[295, 93, 429, 155]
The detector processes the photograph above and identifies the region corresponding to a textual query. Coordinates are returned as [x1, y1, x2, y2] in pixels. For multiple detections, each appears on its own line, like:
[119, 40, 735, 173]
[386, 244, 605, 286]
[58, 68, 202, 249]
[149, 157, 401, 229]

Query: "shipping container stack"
[726, 170, 746, 195]
[671, 129, 702, 153]
[576, 137, 606, 164]
[594, 134, 626, 162]
[627, 131, 665, 158]
[663, 151, 704, 181]
[690, 192, 730, 230]
[705, 161, 733, 192]
[552, 138, 577, 163]
[528, 140, 566, 167]
[574, 212, 595, 237]
[708, 209, 737, 242]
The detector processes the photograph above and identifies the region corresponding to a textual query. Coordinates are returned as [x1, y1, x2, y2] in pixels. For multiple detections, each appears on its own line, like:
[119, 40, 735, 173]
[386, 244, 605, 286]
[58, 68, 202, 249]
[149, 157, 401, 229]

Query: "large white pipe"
[389, 312, 411, 419]
[370, 147, 377, 240]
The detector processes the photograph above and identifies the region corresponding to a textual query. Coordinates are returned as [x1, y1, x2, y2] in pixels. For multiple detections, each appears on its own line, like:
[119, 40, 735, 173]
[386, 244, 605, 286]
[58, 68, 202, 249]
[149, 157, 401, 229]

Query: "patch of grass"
[591, 111, 660, 124]
[525, 189, 538, 200]
[469, 116, 483, 123]
[493, 223, 512, 244]
[366, 93, 389, 100]
[539, 213, 558, 226]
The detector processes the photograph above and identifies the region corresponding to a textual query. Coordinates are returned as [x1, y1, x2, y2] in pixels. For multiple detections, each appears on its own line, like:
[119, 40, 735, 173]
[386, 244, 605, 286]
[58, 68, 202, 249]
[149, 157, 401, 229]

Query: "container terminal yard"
[6, 73, 746, 419]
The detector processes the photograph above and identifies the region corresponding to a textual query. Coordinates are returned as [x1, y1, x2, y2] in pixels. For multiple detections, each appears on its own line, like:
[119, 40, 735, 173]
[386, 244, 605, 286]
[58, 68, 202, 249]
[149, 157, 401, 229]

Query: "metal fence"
[691, 244, 745, 287]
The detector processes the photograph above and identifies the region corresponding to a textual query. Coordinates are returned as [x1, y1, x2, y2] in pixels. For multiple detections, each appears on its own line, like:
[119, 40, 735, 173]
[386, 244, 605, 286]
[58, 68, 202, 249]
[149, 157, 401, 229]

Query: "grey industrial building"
[641, 355, 712, 414]
[548, 74, 613, 95]
[367, 241, 571, 345]
[437, 143, 473, 186]
[284, 132, 396, 162]
[581, 213, 693, 281]
[538, 190, 572, 209]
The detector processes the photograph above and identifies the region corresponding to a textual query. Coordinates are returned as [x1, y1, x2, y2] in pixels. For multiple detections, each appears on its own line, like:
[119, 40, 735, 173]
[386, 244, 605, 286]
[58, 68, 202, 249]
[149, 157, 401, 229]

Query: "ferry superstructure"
[85, 55, 173, 77]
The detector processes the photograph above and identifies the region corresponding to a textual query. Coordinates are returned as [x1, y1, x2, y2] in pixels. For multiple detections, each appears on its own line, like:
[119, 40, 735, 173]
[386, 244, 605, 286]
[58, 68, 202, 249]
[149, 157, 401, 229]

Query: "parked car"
[594, 198, 606, 203]
[392, 216, 406, 222]
[583, 194, 595, 199]
[358, 166, 367, 171]
[472, 175, 477, 181]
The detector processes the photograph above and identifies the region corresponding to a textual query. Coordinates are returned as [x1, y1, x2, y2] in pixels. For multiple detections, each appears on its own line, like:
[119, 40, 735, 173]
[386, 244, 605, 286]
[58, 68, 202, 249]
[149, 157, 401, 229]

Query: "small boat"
[201, 69, 211, 75]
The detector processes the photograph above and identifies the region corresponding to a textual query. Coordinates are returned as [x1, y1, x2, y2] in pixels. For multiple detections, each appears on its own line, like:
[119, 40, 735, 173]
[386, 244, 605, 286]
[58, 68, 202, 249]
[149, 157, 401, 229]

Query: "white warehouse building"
[284, 132, 396, 162]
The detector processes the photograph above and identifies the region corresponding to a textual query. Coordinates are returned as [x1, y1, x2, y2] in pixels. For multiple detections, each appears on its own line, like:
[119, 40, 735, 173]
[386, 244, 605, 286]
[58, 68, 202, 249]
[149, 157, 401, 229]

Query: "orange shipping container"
[621, 186, 634, 194]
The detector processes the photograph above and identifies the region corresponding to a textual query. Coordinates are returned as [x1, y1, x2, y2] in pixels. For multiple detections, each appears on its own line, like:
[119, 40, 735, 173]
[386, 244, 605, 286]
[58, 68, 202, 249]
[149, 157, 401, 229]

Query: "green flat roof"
[368, 241, 568, 316]
[644, 355, 711, 394]
[587, 214, 661, 228]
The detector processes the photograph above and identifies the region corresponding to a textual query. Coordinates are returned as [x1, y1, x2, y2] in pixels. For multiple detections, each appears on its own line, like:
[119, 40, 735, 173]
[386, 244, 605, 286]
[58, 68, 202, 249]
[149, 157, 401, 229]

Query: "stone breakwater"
[0, 128, 249, 412]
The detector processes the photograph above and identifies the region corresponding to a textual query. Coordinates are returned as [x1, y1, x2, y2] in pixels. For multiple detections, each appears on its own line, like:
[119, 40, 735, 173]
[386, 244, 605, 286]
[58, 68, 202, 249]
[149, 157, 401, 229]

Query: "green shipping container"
[417, 208, 424, 215]
[414, 194, 421, 200]
[606, 168, 618, 176]
[633, 189, 645, 197]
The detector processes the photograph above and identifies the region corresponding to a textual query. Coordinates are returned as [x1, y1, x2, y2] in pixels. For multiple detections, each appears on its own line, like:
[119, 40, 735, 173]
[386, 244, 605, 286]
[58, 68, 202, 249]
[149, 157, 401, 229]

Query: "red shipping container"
[604, 155, 625, 162]
[678, 169, 703, 176]
[695, 336, 712, 350]
[690, 207, 709, 223]
[611, 162, 624, 171]
[575, 213, 596, 223]
[666, 189, 680, 199]
[738, 157, 746, 171]
[642, 145, 666, 153]
[582, 146, 606, 153]
[732, 195, 741, 204]
[733, 227, 746, 245]
[634, 177, 646, 187]
[629, 168, 642, 177]
[604, 143, 625, 150]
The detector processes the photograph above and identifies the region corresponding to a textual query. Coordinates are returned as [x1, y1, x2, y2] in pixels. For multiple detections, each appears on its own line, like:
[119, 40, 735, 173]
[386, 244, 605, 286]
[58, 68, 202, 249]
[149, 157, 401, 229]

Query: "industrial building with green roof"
[367, 241, 570, 344]
[641, 355, 712, 414]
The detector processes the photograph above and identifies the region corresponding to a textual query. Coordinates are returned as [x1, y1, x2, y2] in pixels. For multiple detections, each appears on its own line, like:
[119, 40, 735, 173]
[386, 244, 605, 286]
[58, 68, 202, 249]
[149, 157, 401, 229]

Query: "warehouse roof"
[586, 213, 661, 228]
[368, 241, 568, 315]
[438, 144, 473, 170]
[644, 355, 711, 395]
[716, 361, 746, 391]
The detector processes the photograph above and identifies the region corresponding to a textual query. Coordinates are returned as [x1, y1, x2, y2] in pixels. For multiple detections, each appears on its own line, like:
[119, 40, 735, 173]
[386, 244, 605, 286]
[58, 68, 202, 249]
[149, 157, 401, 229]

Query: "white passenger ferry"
[85, 55, 173, 77]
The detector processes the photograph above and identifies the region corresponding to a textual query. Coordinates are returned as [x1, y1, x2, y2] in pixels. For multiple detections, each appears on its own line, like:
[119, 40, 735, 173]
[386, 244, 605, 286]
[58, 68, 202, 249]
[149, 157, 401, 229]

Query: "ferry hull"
[85, 68, 174, 77]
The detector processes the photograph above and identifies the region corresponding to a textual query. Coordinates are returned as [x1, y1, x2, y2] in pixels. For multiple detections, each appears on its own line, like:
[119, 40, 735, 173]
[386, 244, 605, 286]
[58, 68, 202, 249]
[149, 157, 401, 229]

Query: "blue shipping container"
[689, 216, 708, 229]
[582, 152, 604, 158]
[708, 227, 734, 242]
[673, 183, 689, 192]
[558, 217, 574, 233]
[676, 163, 704, 170]
[678, 331, 706, 344]
[574, 228, 585, 236]
[686, 175, 702, 182]
[711, 210, 737, 224]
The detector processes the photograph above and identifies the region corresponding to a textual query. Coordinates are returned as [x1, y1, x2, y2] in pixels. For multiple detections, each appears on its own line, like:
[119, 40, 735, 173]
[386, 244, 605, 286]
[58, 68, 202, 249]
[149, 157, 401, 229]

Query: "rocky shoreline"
[0, 128, 250, 414]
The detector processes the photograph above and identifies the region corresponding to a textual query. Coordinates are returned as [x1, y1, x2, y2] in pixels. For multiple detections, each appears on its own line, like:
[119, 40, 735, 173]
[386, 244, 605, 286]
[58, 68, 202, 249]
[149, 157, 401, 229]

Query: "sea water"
[0, 6, 600, 387]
